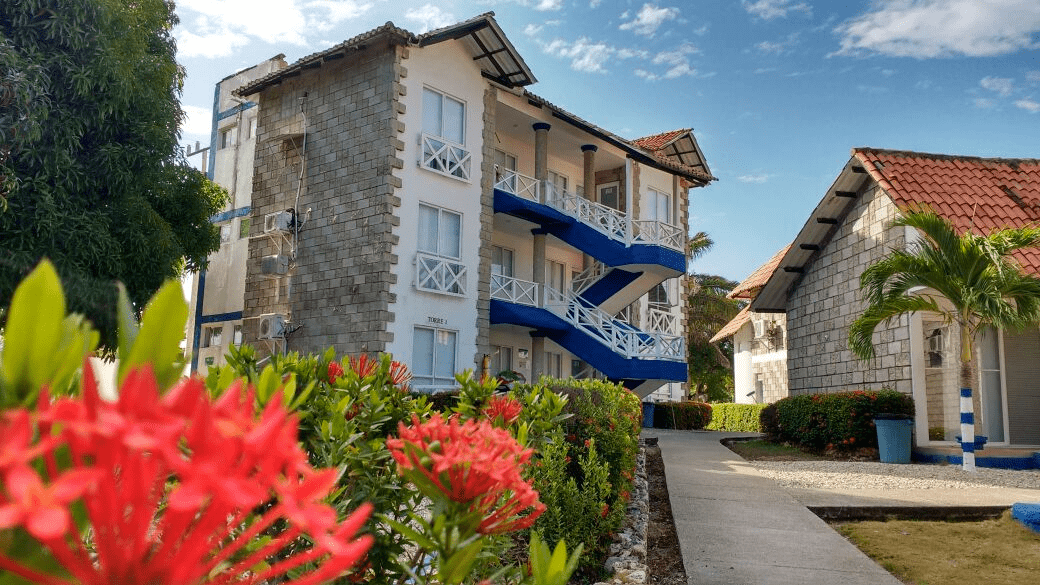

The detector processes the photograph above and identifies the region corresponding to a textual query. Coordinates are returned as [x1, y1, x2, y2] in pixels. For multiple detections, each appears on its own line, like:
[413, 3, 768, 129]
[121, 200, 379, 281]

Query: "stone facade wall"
[786, 185, 912, 396]
[750, 314, 788, 402]
[474, 85, 497, 365]
[243, 40, 404, 356]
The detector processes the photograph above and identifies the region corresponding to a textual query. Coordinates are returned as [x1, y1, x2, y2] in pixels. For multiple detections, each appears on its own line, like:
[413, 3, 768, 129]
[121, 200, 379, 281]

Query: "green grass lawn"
[838, 512, 1040, 585]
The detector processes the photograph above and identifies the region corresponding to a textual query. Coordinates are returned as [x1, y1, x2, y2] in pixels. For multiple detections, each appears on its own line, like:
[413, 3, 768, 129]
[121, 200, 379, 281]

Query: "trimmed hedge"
[760, 390, 914, 452]
[706, 403, 767, 432]
[653, 401, 712, 430]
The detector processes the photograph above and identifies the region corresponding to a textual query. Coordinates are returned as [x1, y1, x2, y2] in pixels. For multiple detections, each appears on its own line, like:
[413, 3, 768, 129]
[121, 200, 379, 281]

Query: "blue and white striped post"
[960, 387, 976, 472]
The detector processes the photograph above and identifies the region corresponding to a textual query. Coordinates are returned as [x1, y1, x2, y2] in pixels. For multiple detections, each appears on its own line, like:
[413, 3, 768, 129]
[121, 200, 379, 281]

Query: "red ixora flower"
[328, 361, 345, 383]
[482, 395, 523, 426]
[387, 413, 545, 535]
[0, 361, 372, 585]
[388, 359, 412, 388]
[349, 354, 378, 379]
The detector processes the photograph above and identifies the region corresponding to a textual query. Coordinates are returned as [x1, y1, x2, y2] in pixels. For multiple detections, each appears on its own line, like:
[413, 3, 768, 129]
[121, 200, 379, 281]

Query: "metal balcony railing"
[494, 166, 684, 251]
[416, 252, 466, 295]
[490, 275, 684, 361]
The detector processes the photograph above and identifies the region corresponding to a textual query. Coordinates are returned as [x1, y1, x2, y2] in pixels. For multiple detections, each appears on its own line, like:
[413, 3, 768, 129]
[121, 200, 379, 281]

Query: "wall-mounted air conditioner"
[258, 313, 287, 340]
[264, 210, 294, 233]
[261, 254, 289, 277]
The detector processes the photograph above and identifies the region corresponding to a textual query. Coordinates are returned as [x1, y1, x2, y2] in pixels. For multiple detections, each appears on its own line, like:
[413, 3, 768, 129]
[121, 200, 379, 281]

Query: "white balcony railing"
[421, 133, 471, 181]
[493, 166, 683, 251]
[490, 275, 684, 361]
[570, 261, 608, 295]
[490, 274, 539, 306]
[646, 306, 679, 335]
[416, 252, 466, 296]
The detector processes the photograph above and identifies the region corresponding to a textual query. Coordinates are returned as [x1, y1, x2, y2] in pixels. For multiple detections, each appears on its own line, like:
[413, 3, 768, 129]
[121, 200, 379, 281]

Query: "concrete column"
[533, 122, 550, 200]
[531, 336, 545, 381]
[582, 144, 597, 201]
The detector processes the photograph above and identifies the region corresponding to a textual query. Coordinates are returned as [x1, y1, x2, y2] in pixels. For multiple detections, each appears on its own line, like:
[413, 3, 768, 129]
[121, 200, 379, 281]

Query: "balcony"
[420, 133, 471, 181]
[415, 252, 466, 296]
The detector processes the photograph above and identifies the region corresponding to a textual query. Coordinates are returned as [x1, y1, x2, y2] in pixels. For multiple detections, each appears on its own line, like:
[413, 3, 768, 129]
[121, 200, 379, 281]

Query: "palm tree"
[849, 208, 1040, 470]
[684, 232, 742, 401]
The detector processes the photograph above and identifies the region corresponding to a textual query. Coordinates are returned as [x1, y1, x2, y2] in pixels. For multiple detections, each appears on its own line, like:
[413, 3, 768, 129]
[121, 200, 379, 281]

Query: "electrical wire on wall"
[281, 92, 310, 349]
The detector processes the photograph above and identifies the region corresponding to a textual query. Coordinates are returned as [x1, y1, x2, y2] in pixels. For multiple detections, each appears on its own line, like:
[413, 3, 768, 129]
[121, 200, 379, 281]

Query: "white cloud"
[175, 0, 377, 57]
[742, 0, 811, 20]
[652, 43, 699, 79]
[533, 0, 563, 9]
[1026, 70, 1040, 84]
[754, 32, 800, 55]
[974, 97, 996, 109]
[525, 23, 543, 36]
[181, 105, 213, 136]
[405, 4, 455, 32]
[1016, 98, 1040, 112]
[590, 0, 602, 7]
[980, 76, 1014, 96]
[737, 174, 770, 184]
[834, 0, 1040, 58]
[619, 4, 680, 37]
[542, 38, 616, 73]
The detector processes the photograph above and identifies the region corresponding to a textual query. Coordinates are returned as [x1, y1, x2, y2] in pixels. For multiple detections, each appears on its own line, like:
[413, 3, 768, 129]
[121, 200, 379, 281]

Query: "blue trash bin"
[641, 402, 655, 428]
[874, 414, 914, 464]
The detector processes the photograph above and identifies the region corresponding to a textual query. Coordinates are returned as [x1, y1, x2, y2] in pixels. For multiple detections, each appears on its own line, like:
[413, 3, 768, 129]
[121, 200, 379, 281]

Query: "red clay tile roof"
[632, 129, 690, 152]
[710, 305, 751, 343]
[852, 148, 1040, 274]
[729, 244, 793, 299]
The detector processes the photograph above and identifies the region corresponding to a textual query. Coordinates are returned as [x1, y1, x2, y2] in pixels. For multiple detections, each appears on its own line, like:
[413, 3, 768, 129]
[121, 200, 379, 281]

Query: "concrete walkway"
[644, 429, 903, 585]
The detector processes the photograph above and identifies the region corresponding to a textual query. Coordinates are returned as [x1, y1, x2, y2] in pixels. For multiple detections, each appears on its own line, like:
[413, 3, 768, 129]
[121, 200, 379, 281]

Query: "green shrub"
[527, 377, 641, 574]
[654, 401, 712, 430]
[761, 390, 915, 452]
[706, 403, 767, 432]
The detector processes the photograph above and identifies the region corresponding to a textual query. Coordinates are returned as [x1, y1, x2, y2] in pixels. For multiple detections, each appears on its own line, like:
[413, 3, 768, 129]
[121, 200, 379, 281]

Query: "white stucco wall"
[385, 40, 487, 379]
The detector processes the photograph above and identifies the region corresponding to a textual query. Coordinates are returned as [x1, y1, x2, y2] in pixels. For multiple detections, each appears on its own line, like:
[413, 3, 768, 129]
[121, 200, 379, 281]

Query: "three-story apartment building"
[187, 13, 714, 399]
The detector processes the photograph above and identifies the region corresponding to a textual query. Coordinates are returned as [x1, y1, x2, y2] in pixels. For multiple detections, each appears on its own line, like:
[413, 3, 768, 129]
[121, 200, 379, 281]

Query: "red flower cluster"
[328, 361, 345, 383]
[0, 362, 372, 585]
[482, 395, 523, 426]
[388, 413, 545, 535]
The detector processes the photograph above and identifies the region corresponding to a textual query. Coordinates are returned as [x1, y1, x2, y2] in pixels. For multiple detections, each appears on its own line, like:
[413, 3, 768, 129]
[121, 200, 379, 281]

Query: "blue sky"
[173, 0, 1040, 283]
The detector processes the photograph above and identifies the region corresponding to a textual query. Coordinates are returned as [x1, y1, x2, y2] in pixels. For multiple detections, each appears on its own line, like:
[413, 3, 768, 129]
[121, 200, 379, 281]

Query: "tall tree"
[849, 209, 1040, 471]
[0, 0, 227, 347]
[685, 232, 742, 402]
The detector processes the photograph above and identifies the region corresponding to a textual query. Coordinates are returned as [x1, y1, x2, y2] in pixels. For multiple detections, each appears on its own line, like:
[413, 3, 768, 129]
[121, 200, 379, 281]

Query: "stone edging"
[596, 442, 650, 585]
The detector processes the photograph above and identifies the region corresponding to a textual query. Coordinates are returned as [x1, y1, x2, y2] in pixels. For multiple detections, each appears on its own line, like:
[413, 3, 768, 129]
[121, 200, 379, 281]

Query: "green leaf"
[438, 538, 484, 585]
[115, 283, 139, 367]
[1, 260, 66, 406]
[118, 280, 188, 388]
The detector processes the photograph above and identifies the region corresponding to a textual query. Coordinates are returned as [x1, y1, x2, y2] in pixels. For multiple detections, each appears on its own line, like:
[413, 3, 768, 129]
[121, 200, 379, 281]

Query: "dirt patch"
[645, 445, 687, 585]
[836, 511, 1040, 585]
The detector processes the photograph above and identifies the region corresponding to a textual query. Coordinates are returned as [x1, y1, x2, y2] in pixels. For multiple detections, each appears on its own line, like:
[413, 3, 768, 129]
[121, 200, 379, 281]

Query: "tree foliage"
[684, 232, 742, 402]
[0, 0, 227, 348]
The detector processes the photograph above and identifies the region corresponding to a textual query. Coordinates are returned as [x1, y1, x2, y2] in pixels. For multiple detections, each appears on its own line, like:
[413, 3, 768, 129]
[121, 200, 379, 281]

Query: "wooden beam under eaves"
[783, 266, 804, 273]
[799, 244, 820, 251]
[817, 217, 839, 224]
[834, 191, 857, 198]
[851, 165, 867, 173]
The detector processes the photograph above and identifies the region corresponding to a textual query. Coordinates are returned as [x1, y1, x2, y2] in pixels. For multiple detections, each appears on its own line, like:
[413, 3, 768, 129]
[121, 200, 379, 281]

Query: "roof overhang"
[236, 13, 535, 98]
[652, 131, 713, 180]
[750, 156, 874, 312]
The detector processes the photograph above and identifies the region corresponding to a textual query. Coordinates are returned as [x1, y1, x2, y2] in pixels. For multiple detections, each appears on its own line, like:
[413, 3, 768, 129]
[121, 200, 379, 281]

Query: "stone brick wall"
[750, 314, 788, 402]
[786, 185, 912, 396]
[243, 40, 404, 357]
[474, 85, 497, 365]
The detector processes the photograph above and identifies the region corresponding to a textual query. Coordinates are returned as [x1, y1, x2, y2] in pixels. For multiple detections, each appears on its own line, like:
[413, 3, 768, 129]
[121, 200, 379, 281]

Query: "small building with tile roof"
[754, 148, 1040, 448]
[710, 244, 791, 404]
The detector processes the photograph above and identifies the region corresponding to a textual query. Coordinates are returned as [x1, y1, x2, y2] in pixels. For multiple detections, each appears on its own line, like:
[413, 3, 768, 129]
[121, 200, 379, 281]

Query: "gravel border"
[749, 460, 1040, 491]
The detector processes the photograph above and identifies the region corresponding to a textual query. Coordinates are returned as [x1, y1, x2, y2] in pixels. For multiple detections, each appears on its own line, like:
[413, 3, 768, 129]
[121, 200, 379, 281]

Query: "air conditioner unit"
[258, 313, 286, 340]
[261, 254, 289, 277]
[752, 319, 766, 338]
[264, 210, 294, 233]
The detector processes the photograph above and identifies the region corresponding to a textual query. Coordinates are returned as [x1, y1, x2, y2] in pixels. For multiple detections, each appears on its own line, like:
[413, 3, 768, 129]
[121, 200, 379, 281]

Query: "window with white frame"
[238, 217, 251, 239]
[421, 87, 470, 180]
[416, 203, 465, 295]
[648, 281, 670, 306]
[494, 150, 518, 191]
[546, 260, 566, 294]
[247, 117, 257, 140]
[491, 345, 513, 375]
[219, 223, 232, 244]
[233, 324, 243, 346]
[597, 182, 621, 211]
[203, 326, 223, 348]
[219, 127, 235, 150]
[413, 326, 457, 389]
[646, 187, 673, 225]
[547, 170, 568, 198]
[544, 351, 563, 379]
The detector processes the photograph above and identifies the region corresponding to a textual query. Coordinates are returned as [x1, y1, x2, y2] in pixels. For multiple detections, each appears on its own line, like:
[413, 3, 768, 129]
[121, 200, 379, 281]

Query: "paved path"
[644, 429, 903, 585]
